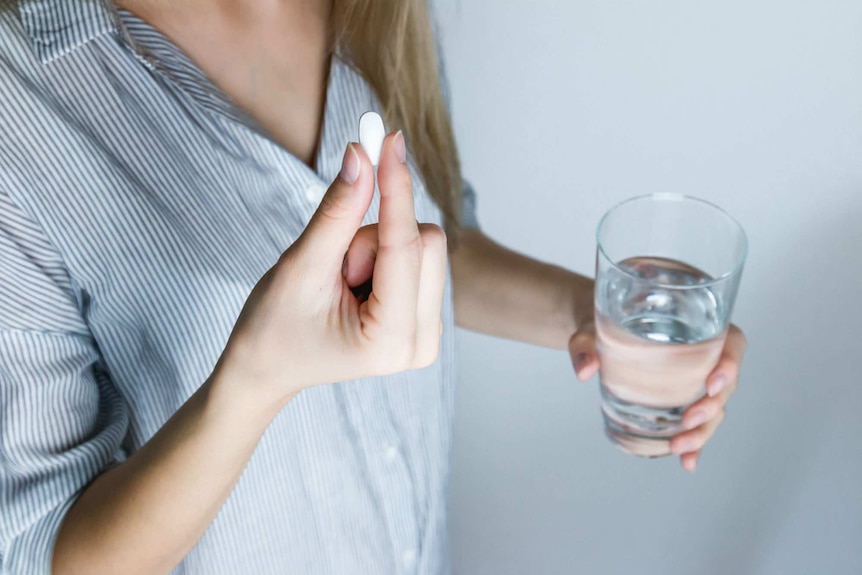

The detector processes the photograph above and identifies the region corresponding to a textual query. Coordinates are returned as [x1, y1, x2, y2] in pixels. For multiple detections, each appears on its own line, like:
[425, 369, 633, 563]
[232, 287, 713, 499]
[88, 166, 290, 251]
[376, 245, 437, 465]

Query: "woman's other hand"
[669, 324, 747, 472]
[568, 320, 747, 472]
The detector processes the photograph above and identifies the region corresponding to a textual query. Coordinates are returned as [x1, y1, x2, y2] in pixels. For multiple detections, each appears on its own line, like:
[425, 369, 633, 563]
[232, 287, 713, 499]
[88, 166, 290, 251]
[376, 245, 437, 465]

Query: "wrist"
[206, 351, 299, 426]
[557, 271, 595, 343]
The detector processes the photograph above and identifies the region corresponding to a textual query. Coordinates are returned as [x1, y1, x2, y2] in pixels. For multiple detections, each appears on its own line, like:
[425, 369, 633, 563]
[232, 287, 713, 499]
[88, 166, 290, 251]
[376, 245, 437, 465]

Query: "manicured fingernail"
[339, 143, 360, 184]
[708, 375, 727, 397]
[394, 130, 407, 164]
[684, 409, 707, 430]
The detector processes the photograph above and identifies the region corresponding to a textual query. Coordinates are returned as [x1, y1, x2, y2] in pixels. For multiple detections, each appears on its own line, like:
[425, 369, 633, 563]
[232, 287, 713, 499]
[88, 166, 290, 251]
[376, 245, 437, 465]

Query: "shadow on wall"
[702, 191, 862, 575]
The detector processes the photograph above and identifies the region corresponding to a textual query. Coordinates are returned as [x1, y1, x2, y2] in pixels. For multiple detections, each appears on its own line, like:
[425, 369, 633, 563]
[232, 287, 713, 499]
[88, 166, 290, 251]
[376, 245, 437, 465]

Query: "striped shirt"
[0, 1, 479, 574]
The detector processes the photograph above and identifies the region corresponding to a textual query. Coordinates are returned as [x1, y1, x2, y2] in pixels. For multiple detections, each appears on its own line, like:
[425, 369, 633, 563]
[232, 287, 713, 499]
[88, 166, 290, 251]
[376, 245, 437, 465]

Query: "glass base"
[602, 417, 672, 458]
[600, 386, 690, 458]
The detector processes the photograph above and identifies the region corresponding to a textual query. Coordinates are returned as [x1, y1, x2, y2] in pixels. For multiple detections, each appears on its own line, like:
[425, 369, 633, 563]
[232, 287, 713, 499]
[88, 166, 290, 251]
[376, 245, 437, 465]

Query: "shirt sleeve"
[0, 190, 128, 575]
[459, 179, 480, 230]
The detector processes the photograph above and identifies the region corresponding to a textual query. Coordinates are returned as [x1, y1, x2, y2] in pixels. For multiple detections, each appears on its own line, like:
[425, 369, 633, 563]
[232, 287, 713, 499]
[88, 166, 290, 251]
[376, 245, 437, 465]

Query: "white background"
[436, 1, 862, 573]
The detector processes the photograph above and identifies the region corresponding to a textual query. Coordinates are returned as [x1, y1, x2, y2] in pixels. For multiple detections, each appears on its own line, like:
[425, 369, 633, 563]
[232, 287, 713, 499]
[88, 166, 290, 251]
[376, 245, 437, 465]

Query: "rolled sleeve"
[0, 192, 128, 575]
[3, 492, 79, 575]
[460, 179, 480, 230]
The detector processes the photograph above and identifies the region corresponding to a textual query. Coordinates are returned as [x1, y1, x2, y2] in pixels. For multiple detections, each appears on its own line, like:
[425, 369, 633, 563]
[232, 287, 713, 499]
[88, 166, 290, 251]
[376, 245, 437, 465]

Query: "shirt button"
[383, 443, 398, 462]
[304, 182, 326, 203]
[402, 549, 417, 571]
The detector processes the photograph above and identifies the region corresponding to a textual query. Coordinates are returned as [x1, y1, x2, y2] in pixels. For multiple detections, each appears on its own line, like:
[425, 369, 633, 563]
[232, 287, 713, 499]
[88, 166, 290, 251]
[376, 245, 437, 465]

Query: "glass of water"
[595, 194, 747, 457]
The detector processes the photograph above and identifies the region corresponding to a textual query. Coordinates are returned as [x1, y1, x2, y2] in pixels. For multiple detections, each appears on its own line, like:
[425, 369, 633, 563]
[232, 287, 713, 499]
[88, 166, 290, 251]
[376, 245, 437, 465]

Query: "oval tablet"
[358, 111, 385, 166]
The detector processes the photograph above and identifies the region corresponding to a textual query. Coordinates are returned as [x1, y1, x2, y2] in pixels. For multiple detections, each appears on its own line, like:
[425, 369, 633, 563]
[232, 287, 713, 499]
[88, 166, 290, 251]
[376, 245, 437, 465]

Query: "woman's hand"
[218, 132, 447, 409]
[51, 133, 446, 575]
[669, 324, 747, 471]
[569, 321, 747, 472]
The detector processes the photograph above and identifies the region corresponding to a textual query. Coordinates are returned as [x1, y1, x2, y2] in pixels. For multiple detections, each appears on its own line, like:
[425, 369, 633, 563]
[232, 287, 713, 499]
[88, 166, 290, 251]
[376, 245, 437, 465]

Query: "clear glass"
[595, 194, 747, 457]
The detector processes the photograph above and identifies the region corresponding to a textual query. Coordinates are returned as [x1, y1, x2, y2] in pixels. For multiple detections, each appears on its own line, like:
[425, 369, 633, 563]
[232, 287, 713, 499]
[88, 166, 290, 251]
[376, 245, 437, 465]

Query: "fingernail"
[684, 458, 697, 473]
[339, 143, 360, 184]
[394, 130, 407, 164]
[341, 253, 348, 277]
[708, 375, 727, 397]
[684, 409, 707, 430]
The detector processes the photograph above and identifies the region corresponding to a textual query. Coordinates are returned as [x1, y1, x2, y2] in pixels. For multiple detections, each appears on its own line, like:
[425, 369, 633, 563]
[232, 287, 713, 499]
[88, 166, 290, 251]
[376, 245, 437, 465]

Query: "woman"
[0, 1, 746, 574]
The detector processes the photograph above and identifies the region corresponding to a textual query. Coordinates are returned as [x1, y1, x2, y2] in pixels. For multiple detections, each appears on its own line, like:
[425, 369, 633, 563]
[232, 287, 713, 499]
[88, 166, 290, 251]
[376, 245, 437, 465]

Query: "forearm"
[451, 229, 594, 349]
[52, 361, 291, 575]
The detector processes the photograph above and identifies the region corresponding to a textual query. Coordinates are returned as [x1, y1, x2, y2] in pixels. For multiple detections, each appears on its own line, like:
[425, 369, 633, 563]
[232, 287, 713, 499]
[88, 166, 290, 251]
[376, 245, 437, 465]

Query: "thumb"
[298, 143, 375, 269]
[569, 321, 599, 381]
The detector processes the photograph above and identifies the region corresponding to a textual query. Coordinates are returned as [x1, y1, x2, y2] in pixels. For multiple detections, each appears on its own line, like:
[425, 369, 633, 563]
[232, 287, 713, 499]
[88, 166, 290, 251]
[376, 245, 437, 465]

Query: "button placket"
[401, 548, 417, 573]
[348, 387, 420, 575]
[382, 442, 399, 463]
[303, 181, 327, 204]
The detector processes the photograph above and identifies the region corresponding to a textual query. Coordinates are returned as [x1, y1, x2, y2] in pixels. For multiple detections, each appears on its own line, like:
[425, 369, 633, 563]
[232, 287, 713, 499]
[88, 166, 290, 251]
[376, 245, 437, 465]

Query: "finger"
[365, 131, 421, 329]
[376, 131, 419, 249]
[343, 225, 378, 289]
[568, 323, 599, 381]
[298, 143, 374, 273]
[670, 409, 725, 455]
[412, 224, 448, 368]
[707, 324, 747, 397]
[680, 449, 700, 473]
[681, 388, 732, 431]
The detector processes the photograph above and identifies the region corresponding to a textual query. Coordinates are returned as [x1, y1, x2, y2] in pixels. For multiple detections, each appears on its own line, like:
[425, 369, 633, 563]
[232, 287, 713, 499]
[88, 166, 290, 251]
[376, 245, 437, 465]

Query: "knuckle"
[414, 351, 439, 370]
[413, 338, 441, 369]
[418, 224, 447, 252]
[274, 251, 303, 285]
[316, 192, 351, 222]
[392, 341, 417, 371]
[368, 338, 416, 375]
[569, 332, 586, 346]
[695, 424, 712, 441]
[569, 331, 595, 351]
[379, 170, 413, 199]
[705, 395, 724, 414]
[390, 169, 413, 194]
[402, 234, 424, 260]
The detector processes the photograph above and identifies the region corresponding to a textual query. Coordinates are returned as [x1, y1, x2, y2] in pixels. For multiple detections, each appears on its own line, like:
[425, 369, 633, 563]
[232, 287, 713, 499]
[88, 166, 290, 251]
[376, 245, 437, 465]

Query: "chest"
[1, 40, 443, 395]
[115, 2, 331, 167]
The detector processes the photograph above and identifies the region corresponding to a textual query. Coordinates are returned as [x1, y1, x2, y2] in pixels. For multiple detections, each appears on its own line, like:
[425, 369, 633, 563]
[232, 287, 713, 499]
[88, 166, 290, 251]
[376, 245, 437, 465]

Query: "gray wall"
[436, 1, 862, 574]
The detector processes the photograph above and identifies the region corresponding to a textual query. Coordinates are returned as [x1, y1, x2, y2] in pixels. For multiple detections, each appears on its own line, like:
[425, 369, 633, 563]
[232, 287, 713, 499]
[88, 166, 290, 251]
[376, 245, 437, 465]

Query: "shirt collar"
[17, 0, 121, 64]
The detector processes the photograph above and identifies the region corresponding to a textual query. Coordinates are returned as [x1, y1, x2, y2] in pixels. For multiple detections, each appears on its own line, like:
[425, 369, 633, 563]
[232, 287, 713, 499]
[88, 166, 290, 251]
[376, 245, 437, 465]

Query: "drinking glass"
[595, 194, 747, 457]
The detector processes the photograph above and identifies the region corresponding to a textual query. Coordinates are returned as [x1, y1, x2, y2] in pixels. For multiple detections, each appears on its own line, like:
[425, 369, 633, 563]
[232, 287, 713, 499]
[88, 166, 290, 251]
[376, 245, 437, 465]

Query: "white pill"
[358, 111, 385, 166]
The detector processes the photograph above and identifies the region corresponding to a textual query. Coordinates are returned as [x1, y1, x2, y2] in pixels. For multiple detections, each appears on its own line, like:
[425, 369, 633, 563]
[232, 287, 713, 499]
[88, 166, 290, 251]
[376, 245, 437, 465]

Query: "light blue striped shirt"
[0, 1, 479, 573]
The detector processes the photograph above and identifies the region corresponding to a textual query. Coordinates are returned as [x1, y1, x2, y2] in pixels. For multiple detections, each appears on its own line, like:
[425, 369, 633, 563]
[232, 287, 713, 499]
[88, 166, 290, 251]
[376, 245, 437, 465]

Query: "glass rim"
[596, 193, 749, 290]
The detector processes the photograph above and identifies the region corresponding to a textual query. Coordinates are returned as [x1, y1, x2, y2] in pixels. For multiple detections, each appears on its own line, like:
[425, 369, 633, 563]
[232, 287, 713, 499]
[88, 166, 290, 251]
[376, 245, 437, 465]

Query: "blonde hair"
[332, 0, 463, 240]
